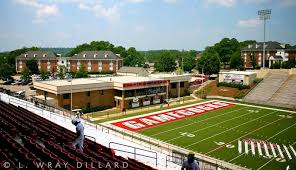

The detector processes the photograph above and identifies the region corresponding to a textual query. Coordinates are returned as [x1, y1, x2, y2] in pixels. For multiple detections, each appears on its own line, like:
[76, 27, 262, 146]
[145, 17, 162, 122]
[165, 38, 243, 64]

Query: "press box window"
[180, 82, 185, 88]
[171, 83, 177, 89]
[63, 94, 70, 99]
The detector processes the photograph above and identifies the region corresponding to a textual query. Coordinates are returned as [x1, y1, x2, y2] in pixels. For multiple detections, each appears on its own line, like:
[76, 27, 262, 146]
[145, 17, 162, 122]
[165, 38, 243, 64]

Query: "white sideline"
[184, 110, 278, 148]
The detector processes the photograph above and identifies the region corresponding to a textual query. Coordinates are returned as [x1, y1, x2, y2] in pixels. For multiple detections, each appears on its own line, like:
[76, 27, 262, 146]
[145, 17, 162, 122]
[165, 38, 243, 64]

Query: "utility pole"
[258, 9, 271, 69]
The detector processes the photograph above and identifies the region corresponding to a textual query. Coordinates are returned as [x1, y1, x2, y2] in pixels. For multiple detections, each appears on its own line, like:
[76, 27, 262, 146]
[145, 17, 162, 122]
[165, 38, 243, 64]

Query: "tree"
[124, 47, 144, 67]
[175, 67, 184, 75]
[75, 64, 88, 78]
[58, 65, 66, 79]
[214, 38, 240, 68]
[230, 50, 243, 70]
[155, 52, 177, 72]
[250, 52, 257, 69]
[26, 58, 39, 74]
[0, 63, 14, 80]
[196, 47, 220, 75]
[21, 68, 30, 80]
[40, 70, 49, 80]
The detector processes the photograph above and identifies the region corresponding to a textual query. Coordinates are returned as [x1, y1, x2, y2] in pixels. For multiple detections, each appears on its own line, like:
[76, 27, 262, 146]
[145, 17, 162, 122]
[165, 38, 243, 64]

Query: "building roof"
[118, 67, 148, 74]
[242, 41, 296, 52]
[71, 51, 121, 60]
[16, 51, 58, 60]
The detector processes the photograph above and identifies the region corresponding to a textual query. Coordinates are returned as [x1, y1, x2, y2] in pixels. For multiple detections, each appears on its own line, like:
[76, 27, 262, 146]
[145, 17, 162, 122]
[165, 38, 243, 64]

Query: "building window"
[180, 82, 184, 88]
[63, 93, 70, 99]
[87, 103, 90, 108]
[87, 91, 90, 96]
[171, 83, 177, 89]
[61, 61, 64, 64]
[100, 90, 104, 95]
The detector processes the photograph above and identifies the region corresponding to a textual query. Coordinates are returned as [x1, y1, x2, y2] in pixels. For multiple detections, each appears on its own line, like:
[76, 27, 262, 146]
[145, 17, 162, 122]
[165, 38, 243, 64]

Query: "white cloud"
[15, 0, 59, 22]
[237, 18, 261, 28]
[78, 2, 120, 21]
[205, 0, 236, 7]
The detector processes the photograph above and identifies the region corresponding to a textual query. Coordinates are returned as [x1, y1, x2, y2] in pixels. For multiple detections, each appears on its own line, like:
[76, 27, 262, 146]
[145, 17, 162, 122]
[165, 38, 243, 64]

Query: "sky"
[0, 0, 296, 52]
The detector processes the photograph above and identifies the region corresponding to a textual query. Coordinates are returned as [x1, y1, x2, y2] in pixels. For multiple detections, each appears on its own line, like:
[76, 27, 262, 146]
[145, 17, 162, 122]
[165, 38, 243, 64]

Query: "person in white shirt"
[71, 118, 84, 152]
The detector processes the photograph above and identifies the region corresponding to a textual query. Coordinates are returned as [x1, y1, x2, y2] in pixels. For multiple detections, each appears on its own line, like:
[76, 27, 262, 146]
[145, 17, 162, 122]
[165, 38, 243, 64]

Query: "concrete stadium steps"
[244, 72, 289, 103]
[269, 75, 296, 106]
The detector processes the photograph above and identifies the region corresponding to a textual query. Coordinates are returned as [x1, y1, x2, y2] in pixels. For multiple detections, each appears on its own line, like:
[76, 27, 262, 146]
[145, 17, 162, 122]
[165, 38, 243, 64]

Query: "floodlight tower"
[258, 9, 271, 69]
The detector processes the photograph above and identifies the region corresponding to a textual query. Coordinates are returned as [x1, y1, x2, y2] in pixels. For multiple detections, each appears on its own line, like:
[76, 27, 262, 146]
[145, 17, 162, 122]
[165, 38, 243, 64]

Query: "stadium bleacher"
[243, 71, 296, 108]
[0, 101, 156, 170]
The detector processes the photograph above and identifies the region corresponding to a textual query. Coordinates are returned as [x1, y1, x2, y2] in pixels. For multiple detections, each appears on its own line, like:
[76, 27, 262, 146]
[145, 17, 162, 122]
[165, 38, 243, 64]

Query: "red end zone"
[111, 101, 235, 132]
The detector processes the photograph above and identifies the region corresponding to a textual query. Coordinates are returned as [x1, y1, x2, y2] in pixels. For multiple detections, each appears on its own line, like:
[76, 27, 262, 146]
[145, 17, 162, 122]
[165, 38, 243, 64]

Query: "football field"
[109, 100, 296, 170]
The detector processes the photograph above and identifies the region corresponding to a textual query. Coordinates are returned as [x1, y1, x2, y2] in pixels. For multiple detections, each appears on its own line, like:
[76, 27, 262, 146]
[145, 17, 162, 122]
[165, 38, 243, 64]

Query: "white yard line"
[257, 142, 296, 170]
[150, 107, 246, 137]
[223, 101, 296, 114]
[228, 121, 296, 162]
[183, 110, 278, 148]
[165, 109, 255, 142]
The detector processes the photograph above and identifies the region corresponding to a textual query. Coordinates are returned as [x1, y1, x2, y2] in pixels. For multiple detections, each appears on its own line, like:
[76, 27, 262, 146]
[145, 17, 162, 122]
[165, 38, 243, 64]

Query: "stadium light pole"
[258, 9, 271, 69]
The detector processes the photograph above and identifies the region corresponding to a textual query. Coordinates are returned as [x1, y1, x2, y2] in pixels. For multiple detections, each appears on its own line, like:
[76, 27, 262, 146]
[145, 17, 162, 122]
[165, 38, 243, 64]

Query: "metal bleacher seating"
[0, 101, 156, 170]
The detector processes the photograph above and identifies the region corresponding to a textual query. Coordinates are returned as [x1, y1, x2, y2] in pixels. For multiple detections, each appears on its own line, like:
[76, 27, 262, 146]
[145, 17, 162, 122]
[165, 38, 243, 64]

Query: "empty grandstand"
[0, 100, 156, 170]
[244, 70, 296, 108]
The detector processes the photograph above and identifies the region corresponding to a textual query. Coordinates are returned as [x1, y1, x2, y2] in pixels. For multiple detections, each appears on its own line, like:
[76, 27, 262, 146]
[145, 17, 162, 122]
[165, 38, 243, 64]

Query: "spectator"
[181, 152, 200, 170]
[71, 118, 84, 152]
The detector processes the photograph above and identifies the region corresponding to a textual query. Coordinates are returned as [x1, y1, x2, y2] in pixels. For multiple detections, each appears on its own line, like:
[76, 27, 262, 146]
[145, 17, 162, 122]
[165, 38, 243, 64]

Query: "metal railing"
[109, 142, 158, 166]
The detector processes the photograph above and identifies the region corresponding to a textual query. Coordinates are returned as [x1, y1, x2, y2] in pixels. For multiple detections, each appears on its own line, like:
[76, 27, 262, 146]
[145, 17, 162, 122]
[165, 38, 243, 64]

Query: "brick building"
[33, 74, 191, 111]
[242, 41, 296, 68]
[16, 51, 58, 73]
[68, 51, 123, 73]
[16, 50, 123, 73]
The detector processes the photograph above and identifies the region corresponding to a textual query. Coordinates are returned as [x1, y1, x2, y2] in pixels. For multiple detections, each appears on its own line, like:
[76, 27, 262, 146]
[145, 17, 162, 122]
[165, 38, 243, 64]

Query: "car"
[13, 91, 25, 98]
[3, 79, 14, 85]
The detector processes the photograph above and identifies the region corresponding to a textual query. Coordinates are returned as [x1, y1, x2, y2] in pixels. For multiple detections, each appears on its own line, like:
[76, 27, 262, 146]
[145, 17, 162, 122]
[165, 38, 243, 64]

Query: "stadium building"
[33, 74, 191, 111]
[242, 41, 296, 68]
[16, 50, 123, 73]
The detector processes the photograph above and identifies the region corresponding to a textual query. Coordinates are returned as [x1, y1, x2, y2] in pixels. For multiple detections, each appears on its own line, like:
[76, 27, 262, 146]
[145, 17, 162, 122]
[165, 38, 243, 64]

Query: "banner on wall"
[224, 74, 244, 81]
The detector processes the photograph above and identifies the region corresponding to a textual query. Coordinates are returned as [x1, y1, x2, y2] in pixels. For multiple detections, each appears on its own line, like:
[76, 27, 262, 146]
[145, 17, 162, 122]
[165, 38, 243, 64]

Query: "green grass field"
[135, 101, 296, 170]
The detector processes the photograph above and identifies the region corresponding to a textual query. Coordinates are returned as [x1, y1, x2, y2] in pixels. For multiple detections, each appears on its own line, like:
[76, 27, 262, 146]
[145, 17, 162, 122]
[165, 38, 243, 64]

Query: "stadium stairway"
[244, 71, 290, 106]
[0, 101, 156, 170]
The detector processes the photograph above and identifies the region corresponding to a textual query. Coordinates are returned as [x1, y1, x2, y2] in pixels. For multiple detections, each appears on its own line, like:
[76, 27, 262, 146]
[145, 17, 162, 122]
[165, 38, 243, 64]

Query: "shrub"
[81, 106, 112, 113]
[218, 82, 249, 90]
